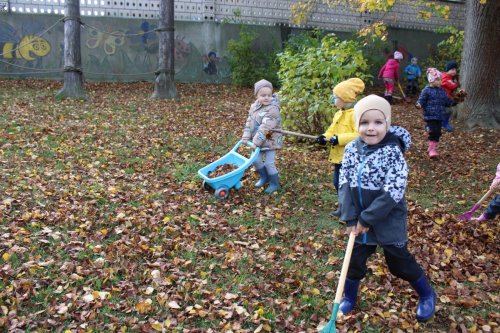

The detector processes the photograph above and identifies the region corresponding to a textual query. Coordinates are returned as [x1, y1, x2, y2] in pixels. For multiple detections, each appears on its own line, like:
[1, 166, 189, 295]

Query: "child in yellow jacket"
[316, 78, 365, 216]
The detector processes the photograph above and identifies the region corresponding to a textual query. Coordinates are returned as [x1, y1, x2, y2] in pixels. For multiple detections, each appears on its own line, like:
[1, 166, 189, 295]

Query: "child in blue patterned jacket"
[416, 68, 454, 158]
[336, 94, 436, 322]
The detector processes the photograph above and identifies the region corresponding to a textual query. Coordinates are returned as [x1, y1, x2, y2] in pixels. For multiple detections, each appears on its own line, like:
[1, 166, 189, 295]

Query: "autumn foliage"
[0, 80, 498, 332]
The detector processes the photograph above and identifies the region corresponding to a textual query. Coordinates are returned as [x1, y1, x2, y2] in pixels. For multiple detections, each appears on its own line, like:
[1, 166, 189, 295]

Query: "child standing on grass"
[316, 78, 365, 217]
[416, 68, 454, 159]
[241, 79, 283, 194]
[472, 162, 500, 221]
[378, 51, 404, 104]
[336, 94, 436, 322]
[404, 57, 422, 97]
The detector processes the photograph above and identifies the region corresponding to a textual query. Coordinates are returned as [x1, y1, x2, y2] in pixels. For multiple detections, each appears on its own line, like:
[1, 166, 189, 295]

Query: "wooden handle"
[476, 187, 496, 206]
[271, 129, 317, 140]
[333, 232, 357, 304]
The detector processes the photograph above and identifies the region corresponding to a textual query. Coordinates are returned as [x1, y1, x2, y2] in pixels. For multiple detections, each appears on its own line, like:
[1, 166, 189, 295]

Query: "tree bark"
[151, 0, 178, 100]
[56, 0, 87, 100]
[458, 0, 500, 129]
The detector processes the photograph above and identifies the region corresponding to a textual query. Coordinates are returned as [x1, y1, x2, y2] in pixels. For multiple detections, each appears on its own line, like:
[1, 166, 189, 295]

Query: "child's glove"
[242, 139, 248, 145]
[316, 135, 327, 145]
[415, 103, 422, 109]
[329, 135, 339, 146]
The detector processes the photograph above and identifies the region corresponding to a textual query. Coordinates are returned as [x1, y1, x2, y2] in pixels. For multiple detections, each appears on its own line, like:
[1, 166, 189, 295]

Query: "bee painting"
[0, 21, 51, 61]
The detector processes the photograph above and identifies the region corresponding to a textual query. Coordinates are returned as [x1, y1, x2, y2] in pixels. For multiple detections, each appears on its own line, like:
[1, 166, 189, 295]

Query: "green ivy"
[277, 33, 370, 135]
[423, 26, 464, 71]
[226, 26, 279, 87]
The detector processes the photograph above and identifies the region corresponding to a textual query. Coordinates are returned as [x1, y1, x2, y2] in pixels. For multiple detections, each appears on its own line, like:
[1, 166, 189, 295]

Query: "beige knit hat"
[354, 94, 391, 129]
[332, 78, 365, 103]
[254, 79, 273, 95]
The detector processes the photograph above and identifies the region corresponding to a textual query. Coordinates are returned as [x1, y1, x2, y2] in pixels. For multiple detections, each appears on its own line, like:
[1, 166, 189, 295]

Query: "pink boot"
[428, 141, 439, 158]
[472, 213, 489, 221]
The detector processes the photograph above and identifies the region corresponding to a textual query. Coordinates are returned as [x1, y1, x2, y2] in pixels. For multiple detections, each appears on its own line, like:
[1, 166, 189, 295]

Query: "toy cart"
[198, 140, 261, 199]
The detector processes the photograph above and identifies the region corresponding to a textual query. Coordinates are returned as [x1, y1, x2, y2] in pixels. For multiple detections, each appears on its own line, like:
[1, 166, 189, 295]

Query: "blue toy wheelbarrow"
[198, 140, 261, 199]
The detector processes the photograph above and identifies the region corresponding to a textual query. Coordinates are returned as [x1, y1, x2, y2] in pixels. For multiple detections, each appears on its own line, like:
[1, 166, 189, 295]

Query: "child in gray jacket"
[241, 79, 283, 194]
[336, 94, 436, 322]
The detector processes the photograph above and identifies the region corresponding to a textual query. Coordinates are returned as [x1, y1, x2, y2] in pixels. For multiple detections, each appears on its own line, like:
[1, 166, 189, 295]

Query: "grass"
[0, 80, 498, 333]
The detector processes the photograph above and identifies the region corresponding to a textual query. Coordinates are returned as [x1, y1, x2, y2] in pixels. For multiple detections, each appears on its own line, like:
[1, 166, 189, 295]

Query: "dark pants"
[426, 120, 442, 142]
[485, 195, 500, 219]
[405, 79, 418, 96]
[333, 163, 342, 192]
[347, 243, 424, 282]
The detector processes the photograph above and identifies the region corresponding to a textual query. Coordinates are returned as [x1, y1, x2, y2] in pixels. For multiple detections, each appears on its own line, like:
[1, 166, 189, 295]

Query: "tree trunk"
[56, 0, 87, 100]
[458, 0, 500, 129]
[151, 0, 178, 100]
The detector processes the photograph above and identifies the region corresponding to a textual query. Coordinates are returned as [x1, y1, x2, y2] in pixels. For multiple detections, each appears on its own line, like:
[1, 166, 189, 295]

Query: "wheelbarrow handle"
[271, 129, 317, 140]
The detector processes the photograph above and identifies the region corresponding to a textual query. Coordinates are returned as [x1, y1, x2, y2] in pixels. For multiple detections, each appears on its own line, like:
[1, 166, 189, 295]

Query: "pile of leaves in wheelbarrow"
[0, 80, 498, 332]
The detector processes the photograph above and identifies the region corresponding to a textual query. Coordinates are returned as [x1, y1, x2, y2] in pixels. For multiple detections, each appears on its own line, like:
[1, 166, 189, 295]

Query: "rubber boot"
[339, 278, 360, 315]
[254, 167, 268, 188]
[410, 274, 437, 322]
[265, 173, 280, 194]
[384, 95, 393, 105]
[428, 141, 439, 158]
[442, 115, 454, 132]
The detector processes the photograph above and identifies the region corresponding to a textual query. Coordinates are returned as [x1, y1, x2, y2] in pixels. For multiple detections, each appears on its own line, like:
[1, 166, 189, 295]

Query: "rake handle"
[334, 232, 357, 304]
[475, 187, 496, 207]
[271, 129, 317, 140]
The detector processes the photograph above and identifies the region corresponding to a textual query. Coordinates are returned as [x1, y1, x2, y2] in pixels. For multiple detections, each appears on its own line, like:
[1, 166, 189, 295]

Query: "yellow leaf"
[151, 322, 163, 331]
[311, 288, 320, 295]
[200, 271, 207, 279]
[135, 301, 152, 314]
[444, 248, 453, 258]
[468, 275, 478, 282]
[163, 216, 171, 223]
[101, 228, 108, 235]
[434, 217, 445, 225]
[2, 253, 11, 261]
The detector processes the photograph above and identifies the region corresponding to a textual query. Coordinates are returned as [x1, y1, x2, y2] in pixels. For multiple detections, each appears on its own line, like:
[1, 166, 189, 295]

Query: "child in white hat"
[241, 79, 282, 194]
[415, 68, 454, 158]
[335, 94, 436, 323]
[378, 51, 404, 104]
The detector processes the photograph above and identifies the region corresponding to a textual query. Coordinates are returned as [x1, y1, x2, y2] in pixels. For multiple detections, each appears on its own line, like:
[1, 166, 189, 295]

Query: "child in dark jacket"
[337, 94, 436, 322]
[416, 68, 454, 158]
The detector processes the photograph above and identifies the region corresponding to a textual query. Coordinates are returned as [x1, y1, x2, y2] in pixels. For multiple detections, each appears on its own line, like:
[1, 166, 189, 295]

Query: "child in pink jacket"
[378, 51, 404, 104]
[473, 163, 500, 221]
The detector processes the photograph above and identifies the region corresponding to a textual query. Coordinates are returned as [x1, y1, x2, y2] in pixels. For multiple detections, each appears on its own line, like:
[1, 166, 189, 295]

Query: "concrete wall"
[0, 0, 465, 82]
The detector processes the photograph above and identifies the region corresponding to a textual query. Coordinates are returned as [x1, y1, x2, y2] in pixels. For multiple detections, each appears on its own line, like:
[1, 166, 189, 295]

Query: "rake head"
[456, 204, 480, 221]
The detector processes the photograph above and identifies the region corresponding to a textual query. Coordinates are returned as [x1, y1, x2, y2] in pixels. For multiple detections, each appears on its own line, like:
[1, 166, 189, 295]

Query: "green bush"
[277, 33, 370, 135]
[423, 26, 463, 71]
[227, 26, 279, 87]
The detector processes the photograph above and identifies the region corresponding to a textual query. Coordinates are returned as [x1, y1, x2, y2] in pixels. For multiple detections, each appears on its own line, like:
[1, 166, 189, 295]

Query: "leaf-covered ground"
[0, 80, 499, 333]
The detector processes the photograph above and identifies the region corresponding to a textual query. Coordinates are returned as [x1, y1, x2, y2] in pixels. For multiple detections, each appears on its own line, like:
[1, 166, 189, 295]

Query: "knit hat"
[353, 94, 391, 130]
[254, 79, 273, 95]
[426, 68, 442, 83]
[394, 51, 403, 60]
[445, 60, 458, 72]
[332, 78, 365, 103]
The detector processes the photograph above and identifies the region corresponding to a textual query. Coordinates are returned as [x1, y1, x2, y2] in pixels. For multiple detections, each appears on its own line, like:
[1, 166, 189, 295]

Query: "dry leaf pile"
[0, 80, 498, 333]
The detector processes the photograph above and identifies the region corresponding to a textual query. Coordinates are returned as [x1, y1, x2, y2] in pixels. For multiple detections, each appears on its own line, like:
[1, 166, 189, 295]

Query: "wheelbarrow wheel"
[201, 180, 211, 191]
[215, 186, 230, 200]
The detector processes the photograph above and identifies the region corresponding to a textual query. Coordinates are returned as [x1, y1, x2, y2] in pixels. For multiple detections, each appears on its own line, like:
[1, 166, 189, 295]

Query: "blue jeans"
[485, 195, 500, 219]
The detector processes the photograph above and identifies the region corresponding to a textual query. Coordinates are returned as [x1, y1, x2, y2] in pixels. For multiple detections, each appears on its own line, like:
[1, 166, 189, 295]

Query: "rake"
[456, 187, 495, 221]
[321, 231, 356, 333]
